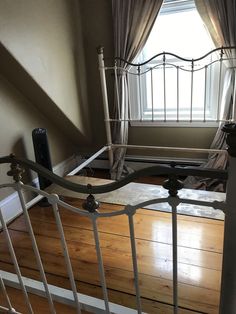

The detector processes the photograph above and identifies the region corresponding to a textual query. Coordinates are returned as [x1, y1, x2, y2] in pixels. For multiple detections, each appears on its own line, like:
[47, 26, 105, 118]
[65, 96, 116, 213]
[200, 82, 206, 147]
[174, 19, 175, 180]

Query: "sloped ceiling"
[0, 0, 91, 146]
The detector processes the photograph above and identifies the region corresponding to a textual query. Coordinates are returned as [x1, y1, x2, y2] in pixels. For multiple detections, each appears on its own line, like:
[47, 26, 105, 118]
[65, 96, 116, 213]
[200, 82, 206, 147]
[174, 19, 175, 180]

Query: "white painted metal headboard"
[97, 46, 236, 169]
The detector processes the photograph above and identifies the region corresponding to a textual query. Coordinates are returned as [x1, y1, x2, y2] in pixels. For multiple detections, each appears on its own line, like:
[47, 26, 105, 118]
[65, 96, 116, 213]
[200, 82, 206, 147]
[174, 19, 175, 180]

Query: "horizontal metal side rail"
[0, 182, 226, 218]
[125, 197, 226, 214]
[67, 146, 108, 176]
[105, 118, 231, 122]
[112, 143, 227, 155]
[0, 155, 228, 195]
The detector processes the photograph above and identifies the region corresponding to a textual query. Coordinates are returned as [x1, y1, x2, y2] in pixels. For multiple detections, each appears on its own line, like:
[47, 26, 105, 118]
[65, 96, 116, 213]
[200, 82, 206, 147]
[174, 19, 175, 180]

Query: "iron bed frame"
[0, 123, 235, 313]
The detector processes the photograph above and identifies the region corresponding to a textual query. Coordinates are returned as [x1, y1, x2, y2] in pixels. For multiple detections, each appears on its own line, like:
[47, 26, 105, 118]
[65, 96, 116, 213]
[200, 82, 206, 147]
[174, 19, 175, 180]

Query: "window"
[129, 0, 222, 126]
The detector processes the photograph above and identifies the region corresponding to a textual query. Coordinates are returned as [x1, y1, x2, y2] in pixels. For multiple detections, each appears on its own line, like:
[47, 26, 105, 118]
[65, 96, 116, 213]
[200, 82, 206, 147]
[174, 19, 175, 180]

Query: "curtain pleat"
[185, 0, 236, 191]
[111, 0, 163, 180]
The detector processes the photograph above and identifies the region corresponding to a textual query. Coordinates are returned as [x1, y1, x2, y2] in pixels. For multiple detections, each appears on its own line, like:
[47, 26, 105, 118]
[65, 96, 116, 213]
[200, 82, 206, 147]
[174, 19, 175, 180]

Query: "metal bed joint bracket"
[162, 162, 184, 197]
[82, 184, 100, 212]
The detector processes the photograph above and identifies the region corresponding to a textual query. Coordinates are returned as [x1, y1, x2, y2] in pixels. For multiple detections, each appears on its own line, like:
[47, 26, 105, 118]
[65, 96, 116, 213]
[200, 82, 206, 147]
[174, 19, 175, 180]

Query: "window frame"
[129, 0, 219, 128]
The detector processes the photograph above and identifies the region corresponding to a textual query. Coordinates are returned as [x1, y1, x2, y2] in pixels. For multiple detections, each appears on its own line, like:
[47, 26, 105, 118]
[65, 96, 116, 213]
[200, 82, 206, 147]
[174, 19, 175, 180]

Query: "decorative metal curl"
[82, 184, 100, 212]
[7, 154, 24, 182]
[163, 162, 184, 197]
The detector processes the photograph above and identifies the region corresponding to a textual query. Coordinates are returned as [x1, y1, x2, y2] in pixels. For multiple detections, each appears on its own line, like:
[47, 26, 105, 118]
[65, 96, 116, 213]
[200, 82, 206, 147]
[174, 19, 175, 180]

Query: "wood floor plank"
[0, 262, 200, 314]
[0, 228, 219, 313]
[1, 196, 223, 313]
[9, 218, 222, 277]
[13, 198, 224, 254]
[0, 286, 82, 314]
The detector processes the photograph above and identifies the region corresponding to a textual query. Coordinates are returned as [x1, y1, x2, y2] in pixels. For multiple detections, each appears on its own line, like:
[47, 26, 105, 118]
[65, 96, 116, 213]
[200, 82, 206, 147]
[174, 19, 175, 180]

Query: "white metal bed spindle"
[138, 66, 143, 121]
[171, 201, 178, 314]
[217, 50, 224, 121]
[176, 65, 179, 122]
[0, 272, 19, 313]
[51, 198, 81, 314]
[17, 185, 56, 314]
[203, 65, 208, 122]
[127, 210, 142, 314]
[163, 54, 167, 122]
[190, 60, 194, 122]
[0, 207, 33, 313]
[150, 68, 154, 121]
[114, 60, 121, 118]
[91, 216, 110, 313]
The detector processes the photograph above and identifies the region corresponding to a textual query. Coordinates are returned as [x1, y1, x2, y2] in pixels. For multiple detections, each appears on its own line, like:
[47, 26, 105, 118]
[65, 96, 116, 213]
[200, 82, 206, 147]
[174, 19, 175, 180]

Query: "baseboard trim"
[0, 154, 81, 226]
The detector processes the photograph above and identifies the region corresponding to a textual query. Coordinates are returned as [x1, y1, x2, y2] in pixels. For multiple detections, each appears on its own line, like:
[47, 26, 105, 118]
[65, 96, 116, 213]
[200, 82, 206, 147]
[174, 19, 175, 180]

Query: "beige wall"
[80, 0, 217, 155]
[0, 0, 92, 199]
[0, 75, 77, 199]
[0, 0, 91, 139]
[128, 126, 217, 159]
[79, 0, 114, 148]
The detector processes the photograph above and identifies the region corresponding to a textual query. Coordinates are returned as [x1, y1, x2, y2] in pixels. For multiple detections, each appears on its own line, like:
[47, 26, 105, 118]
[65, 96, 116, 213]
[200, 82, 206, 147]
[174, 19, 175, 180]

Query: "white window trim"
[130, 121, 219, 128]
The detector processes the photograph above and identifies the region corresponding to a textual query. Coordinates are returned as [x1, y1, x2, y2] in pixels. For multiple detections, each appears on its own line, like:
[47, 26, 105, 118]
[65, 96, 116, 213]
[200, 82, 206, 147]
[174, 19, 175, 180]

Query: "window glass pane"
[141, 6, 214, 60]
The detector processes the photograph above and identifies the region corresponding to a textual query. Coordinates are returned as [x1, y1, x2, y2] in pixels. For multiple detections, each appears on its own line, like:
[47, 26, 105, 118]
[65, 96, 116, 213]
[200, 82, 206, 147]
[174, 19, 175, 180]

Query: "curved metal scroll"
[0, 154, 228, 195]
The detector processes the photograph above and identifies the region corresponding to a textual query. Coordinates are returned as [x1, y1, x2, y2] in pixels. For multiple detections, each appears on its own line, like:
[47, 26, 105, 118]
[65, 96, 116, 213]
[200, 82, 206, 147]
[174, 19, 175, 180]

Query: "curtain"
[111, 0, 163, 180]
[185, 0, 236, 191]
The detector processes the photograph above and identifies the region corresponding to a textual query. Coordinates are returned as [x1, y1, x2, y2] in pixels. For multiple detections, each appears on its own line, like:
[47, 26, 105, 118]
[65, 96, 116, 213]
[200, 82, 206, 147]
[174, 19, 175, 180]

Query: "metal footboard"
[0, 124, 236, 313]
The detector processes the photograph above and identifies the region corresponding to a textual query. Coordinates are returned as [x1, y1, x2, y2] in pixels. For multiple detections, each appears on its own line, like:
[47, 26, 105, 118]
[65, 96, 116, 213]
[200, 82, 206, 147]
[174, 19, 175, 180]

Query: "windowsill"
[130, 121, 219, 128]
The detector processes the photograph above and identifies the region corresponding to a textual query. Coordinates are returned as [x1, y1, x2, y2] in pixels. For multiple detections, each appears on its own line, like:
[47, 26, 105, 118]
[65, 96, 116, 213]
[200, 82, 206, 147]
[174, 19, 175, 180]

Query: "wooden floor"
[0, 192, 224, 313]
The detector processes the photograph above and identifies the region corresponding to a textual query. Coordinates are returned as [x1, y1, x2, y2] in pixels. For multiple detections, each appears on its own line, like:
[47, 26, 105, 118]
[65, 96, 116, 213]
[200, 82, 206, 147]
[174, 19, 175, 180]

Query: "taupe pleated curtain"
[185, 0, 236, 191]
[111, 0, 163, 180]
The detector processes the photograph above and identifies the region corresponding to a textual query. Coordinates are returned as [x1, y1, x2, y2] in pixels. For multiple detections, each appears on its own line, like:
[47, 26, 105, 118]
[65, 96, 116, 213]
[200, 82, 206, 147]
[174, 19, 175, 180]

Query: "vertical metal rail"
[151, 68, 154, 121]
[138, 66, 143, 121]
[220, 124, 236, 313]
[172, 203, 178, 314]
[114, 61, 121, 119]
[126, 72, 131, 121]
[17, 188, 56, 314]
[51, 202, 81, 314]
[0, 208, 33, 313]
[203, 66, 208, 122]
[0, 274, 15, 312]
[91, 217, 110, 313]
[190, 60, 194, 122]
[232, 69, 236, 121]
[163, 54, 167, 122]
[128, 213, 142, 314]
[97, 47, 113, 169]
[217, 50, 223, 121]
[176, 66, 179, 122]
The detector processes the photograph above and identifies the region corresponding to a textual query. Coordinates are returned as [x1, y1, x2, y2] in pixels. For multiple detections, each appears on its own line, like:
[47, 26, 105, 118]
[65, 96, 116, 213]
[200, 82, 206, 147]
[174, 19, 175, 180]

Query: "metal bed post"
[232, 69, 236, 121]
[217, 49, 224, 121]
[220, 123, 236, 313]
[190, 60, 194, 122]
[97, 46, 114, 169]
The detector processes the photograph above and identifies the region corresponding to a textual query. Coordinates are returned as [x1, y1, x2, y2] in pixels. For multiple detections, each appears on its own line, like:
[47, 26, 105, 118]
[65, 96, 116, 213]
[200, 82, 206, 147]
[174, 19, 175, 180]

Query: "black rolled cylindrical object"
[32, 128, 52, 190]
